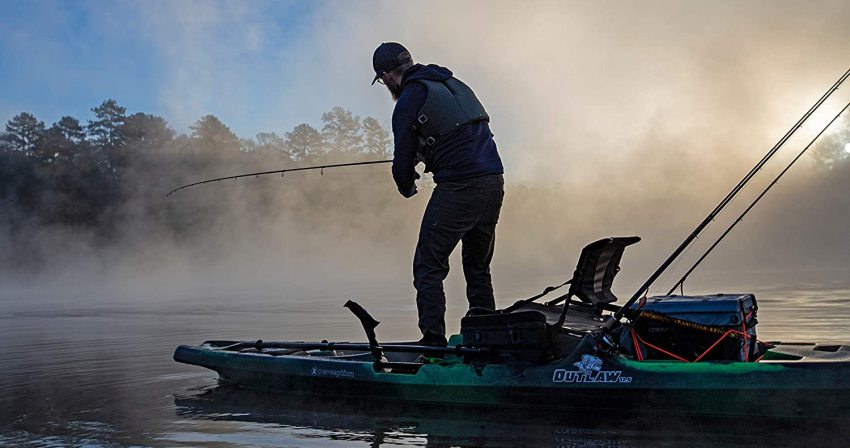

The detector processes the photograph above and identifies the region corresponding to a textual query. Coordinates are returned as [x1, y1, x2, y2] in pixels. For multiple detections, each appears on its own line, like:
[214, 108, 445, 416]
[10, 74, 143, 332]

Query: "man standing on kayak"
[371, 42, 505, 347]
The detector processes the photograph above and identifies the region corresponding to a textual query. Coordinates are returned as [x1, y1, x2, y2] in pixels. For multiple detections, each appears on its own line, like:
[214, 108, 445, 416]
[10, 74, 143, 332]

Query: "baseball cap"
[372, 42, 412, 85]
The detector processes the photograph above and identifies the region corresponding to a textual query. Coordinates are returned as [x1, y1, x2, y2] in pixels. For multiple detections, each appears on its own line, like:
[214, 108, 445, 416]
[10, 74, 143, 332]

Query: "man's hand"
[399, 171, 420, 198]
[401, 185, 418, 198]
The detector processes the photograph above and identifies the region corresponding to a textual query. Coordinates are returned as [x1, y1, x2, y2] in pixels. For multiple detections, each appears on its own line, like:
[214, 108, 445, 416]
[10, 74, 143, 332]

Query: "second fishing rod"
[666, 98, 850, 295]
[610, 66, 850, 323]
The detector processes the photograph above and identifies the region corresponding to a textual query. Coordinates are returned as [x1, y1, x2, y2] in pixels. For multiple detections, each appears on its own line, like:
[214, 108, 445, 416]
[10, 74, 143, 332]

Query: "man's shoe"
[417, 332, 448, 347]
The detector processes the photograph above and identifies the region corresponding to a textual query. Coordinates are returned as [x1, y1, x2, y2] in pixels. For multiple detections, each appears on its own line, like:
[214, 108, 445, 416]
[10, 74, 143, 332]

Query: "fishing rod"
[165, 159, 393, 197]
[667, 99, 850, 295]
[609, 66, 850, 323]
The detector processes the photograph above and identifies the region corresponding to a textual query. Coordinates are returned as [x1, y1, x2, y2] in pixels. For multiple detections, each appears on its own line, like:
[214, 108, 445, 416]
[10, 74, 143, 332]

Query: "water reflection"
[169, 384, 850, 447]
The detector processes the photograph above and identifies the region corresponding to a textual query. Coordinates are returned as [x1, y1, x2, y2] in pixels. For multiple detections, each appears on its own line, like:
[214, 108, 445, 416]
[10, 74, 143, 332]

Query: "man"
[371, 42, 505, 346]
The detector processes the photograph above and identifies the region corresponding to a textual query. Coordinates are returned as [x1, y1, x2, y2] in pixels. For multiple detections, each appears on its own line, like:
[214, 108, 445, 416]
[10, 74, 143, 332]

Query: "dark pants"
[413, 174, 504, 336]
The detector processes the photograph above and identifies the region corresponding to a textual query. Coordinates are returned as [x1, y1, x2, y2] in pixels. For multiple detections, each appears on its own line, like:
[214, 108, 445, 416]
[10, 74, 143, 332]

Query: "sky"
[0, 1, 317, 135]
[3, 0, 849, 186]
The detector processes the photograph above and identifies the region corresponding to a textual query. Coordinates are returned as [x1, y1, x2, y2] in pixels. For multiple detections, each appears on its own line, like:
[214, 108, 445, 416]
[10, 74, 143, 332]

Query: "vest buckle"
[425, 136, 436, 146]
[417, 114, 428, 124]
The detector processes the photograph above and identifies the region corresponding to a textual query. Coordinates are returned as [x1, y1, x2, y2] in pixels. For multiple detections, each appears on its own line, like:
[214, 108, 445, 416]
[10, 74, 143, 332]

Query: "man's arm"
[391, 83, 427, 198]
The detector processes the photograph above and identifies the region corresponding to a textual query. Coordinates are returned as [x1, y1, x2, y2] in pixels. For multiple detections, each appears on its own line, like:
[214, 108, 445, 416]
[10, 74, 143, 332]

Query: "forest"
[0, 100, 406, 271]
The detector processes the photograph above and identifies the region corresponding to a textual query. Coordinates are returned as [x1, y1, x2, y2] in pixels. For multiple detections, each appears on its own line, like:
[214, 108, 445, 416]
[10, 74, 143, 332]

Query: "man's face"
[381, 73, 402, 102]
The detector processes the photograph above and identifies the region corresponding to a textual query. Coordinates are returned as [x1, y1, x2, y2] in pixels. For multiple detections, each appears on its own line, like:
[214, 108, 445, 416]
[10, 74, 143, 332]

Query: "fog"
[2, 0, 850, 311]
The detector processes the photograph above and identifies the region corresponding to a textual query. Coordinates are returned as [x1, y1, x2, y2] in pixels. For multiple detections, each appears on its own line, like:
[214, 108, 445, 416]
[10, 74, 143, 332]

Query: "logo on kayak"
[574, 354, 603, 375]
[310, 366, 355, 378]
[552, 355, 633, 384]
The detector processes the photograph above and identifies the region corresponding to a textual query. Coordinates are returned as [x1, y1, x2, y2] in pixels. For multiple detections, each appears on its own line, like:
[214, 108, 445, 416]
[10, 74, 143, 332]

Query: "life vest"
[411, 77, 490, 148]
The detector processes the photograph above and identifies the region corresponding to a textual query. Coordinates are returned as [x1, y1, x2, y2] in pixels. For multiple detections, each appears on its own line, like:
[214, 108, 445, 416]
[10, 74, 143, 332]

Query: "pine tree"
[321, 107, 362, 157]
[87, 99, 127, 150]
[122, 113, 174, 150]
[43, 117, 86, 164]
[255, 132, 288, 155]
[285, 123, 324, 162]
[189, 115, 239, 156]
[36, 126, 72, 163]
[54, 116, 86, 143]
[362, 117, 392, 158]
[3, 112, 45, 156]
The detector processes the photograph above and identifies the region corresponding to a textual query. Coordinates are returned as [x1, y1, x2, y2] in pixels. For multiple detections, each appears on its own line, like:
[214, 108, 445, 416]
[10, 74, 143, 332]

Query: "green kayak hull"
[174, 339, 850, 420]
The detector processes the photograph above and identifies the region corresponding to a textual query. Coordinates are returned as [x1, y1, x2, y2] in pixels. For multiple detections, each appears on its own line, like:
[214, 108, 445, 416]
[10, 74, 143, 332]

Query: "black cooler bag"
[630, 294, 759, 362]
[461, 311, 553, 363]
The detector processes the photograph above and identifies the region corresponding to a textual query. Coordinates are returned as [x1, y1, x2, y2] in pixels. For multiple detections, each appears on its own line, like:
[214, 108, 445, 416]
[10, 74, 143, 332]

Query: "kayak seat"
[503, 236, 640, 330]
[557, 236, 642, 307]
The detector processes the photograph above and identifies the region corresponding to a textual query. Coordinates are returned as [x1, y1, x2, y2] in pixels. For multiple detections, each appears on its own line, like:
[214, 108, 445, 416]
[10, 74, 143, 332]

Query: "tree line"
[0, 100, 393, 228]
[0, 100, 404, 268]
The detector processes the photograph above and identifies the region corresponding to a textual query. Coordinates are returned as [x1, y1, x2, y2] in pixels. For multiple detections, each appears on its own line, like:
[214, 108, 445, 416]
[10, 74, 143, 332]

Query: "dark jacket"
[391, 64, 504, 197]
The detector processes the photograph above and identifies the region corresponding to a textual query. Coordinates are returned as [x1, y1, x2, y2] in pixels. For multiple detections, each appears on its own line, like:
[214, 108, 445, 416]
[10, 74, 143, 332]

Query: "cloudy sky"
[2, 0, 849, 186]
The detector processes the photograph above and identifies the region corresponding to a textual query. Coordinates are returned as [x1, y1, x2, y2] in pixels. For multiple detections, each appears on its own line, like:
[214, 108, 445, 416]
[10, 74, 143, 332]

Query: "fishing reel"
[594, 317, 621, 354]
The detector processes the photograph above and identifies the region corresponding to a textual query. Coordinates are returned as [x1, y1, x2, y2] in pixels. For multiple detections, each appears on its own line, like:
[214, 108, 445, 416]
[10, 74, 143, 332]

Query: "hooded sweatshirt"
[391, 64, 504, 197]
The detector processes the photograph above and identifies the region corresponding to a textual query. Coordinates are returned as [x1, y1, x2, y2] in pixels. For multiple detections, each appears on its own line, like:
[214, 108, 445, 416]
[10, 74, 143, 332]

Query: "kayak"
[173, 239, 850, 421]
[174, 336, 850, 420]
[174, 237, 850, 421]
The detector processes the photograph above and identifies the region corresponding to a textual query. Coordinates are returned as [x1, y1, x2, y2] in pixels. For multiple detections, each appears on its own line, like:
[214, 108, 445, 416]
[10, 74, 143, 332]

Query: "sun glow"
[844, 142, 850, 154]
[806, 108, 843, 137]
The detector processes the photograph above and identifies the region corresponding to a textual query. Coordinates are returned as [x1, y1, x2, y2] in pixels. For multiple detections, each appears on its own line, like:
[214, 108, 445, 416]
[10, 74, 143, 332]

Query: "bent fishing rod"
[667, 99, 850, 295]
[609, 66, 850, 324]
[165, 159, 392, 197]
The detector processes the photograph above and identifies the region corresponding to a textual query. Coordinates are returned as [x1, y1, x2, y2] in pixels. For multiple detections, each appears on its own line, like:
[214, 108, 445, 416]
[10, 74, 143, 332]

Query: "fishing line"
[666, 99, 850, 295]
[613, 66, 850, 322]
[165, 159, 392, 197]
[652, 234, 699, 296]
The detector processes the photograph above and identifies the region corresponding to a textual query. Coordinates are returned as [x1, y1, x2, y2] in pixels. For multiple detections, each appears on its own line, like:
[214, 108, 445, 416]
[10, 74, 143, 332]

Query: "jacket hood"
[401, 64, 453, 87]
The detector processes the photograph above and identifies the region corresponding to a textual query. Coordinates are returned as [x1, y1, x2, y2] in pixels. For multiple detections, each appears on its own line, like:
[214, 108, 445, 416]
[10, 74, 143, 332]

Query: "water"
[1, 277, 849, 447]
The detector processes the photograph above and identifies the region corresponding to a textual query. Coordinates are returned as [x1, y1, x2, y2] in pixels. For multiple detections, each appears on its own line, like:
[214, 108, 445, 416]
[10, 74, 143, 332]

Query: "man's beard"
[386, 82, 402, 101]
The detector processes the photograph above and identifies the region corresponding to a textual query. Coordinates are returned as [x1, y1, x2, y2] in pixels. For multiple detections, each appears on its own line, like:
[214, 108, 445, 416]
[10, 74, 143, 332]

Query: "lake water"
[1, 275, 849, 447]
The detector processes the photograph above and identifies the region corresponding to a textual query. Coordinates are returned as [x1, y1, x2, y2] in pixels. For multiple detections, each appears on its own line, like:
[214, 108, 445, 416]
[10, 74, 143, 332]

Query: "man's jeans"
[413, 174, 504, 336]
